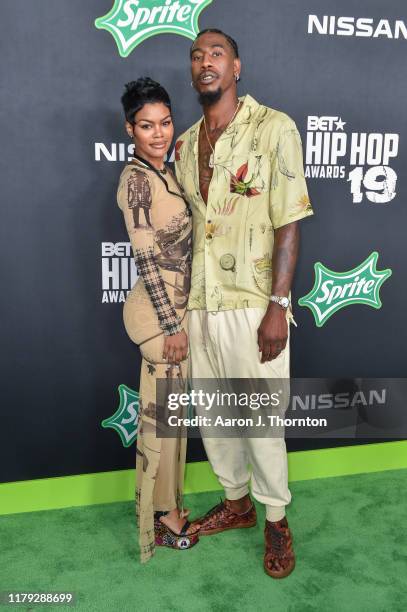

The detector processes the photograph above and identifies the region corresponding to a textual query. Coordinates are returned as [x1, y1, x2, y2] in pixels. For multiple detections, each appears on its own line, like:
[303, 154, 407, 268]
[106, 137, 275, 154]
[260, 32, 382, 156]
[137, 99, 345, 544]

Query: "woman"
[117, 78, 199, 563]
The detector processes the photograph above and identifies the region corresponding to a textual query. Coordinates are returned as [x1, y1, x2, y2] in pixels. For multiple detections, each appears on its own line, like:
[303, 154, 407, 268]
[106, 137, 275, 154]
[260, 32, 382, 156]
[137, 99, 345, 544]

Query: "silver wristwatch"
[269, 295, 290, 309]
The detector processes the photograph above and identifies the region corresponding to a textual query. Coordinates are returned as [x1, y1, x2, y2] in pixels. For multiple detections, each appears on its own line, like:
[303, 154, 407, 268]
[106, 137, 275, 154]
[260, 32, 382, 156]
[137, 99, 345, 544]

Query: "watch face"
[280, 297, 290, 308]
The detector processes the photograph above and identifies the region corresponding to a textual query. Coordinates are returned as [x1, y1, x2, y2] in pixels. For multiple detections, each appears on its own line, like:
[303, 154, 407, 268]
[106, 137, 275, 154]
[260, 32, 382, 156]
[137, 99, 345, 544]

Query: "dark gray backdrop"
[1, 0, 406, 483]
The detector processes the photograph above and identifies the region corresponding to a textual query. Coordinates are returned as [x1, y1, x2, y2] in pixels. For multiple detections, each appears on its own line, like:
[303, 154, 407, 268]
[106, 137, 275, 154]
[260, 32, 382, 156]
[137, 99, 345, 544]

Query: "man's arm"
[257, 221, 299, 363]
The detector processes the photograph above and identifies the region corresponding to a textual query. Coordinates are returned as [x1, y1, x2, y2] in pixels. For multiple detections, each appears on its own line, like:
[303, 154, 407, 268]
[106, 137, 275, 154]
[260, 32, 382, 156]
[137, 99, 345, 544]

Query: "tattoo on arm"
[272, 222, 300, 295]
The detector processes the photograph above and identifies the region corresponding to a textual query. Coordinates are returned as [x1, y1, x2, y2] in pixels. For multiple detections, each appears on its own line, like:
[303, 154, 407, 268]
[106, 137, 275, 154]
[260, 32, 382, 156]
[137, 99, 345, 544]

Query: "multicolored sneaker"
[194, 498, 257, 536]
[264, 517, 295, 578]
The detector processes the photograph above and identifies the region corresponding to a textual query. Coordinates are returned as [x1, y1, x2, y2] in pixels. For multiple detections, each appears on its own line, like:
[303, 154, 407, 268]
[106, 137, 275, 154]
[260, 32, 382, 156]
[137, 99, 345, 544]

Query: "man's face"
[190, 32, 240, 104]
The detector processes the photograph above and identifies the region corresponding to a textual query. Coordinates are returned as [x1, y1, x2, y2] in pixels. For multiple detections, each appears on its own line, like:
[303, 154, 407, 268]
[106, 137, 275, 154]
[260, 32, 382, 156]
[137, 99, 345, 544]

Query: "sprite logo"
[299, 252, 392, 327]
[102, 384, 139, 447]
[95, 0, 213, 57]
[102, 383, 196, 446]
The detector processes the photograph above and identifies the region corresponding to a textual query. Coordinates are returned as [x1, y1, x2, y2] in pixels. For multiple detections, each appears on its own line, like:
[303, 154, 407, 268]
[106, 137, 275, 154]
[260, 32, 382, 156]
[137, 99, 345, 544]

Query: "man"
[174, 29, 313, 578]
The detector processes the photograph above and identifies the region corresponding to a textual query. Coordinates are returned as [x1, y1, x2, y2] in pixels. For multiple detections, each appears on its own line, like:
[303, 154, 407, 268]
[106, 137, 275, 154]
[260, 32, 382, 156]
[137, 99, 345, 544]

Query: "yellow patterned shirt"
[174, 94, 313, 311]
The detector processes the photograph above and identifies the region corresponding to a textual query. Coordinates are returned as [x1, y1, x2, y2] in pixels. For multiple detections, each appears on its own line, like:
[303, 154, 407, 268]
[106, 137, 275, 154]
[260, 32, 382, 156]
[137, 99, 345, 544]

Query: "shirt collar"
[234, 94, 259, 124]
[189, 93, 260, 143]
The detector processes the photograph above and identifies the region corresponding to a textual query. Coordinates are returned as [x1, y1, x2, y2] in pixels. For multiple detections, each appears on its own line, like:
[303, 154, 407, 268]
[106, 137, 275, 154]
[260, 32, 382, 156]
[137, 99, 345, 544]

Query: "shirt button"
[220, 254, 235, 271]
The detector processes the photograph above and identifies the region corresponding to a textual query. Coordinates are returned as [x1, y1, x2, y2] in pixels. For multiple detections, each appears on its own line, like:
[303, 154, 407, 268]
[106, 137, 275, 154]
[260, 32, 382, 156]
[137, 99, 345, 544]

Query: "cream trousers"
[189, 308, 292, 522]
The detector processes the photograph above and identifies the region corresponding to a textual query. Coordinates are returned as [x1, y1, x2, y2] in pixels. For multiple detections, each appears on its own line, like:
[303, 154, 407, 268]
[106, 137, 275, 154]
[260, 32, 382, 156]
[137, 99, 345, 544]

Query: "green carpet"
[1, 469, 406, 612]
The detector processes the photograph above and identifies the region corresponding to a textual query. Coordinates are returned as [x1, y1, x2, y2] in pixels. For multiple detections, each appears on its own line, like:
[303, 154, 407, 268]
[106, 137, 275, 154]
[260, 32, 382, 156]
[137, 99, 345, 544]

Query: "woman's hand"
[163, 329, 188, 364]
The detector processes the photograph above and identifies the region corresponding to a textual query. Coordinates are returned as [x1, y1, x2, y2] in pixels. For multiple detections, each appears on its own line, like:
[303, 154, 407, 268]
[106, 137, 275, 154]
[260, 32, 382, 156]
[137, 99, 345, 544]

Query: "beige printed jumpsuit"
[117, 160, 192, 563]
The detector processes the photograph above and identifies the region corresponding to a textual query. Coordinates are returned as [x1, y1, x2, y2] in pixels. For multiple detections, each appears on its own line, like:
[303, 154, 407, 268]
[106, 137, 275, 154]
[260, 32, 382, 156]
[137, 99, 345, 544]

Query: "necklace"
[132, 156, 166, 174]
[203, 100, 241, 168]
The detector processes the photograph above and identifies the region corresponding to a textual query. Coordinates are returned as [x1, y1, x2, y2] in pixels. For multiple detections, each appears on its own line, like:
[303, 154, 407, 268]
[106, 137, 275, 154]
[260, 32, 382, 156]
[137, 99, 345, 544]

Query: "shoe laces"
[268, 524, 287, 557]
[206, 499, 228, 520]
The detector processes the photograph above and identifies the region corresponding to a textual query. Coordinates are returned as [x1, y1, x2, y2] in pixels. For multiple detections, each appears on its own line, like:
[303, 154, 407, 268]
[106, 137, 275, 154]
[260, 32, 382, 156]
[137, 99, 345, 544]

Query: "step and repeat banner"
[1, 0, 406, 483]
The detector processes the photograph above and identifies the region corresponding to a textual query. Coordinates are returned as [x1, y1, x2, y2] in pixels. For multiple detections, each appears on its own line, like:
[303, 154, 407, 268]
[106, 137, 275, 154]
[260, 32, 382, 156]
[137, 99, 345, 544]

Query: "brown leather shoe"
[195, 498, 257, 536]
[264, 517, 295, 579]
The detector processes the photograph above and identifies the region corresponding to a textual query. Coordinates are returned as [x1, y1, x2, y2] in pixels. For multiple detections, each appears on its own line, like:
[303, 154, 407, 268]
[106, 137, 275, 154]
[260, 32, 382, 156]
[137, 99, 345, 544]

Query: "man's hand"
[257, 303, 288, 363]
[257, 221, 299, 362]
[163, 329, 188, 364]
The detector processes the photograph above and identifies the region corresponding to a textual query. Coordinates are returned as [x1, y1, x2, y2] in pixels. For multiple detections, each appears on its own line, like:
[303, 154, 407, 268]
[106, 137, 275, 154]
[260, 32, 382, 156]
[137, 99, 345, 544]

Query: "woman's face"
[126, 102, 174, 166]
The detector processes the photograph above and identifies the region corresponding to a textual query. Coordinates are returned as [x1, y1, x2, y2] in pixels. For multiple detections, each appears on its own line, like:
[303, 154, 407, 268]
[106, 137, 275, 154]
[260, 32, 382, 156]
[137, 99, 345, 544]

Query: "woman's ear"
[125, 121, 134, 139]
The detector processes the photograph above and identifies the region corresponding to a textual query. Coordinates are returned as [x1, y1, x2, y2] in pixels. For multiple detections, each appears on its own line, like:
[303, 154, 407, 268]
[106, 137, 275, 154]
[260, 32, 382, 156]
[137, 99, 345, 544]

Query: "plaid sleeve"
[119, 168, 182, 336]
[133, 245, 182, 335]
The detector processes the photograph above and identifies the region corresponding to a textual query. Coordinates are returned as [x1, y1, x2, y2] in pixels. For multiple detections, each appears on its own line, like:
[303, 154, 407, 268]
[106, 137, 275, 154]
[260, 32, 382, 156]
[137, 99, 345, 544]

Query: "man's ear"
[233, 58, 242, 80]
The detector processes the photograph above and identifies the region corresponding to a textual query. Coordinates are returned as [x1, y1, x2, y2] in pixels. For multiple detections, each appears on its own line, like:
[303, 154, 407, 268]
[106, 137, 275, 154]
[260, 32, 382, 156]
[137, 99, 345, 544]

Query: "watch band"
[269, 295, 290, 309]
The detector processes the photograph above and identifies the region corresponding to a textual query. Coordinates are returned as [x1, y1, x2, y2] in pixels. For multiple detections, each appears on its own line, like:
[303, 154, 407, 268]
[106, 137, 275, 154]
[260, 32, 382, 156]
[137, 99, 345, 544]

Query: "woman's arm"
[119, 167, 183, 337]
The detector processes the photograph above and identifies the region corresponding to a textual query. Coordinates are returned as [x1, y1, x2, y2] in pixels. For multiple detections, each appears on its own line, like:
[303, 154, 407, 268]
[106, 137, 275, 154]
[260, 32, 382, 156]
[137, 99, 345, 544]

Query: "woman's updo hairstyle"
[121, 77, 171, 124]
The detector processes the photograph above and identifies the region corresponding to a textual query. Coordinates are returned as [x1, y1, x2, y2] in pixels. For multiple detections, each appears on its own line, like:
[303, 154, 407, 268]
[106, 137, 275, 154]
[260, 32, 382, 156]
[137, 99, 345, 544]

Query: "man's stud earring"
[235, 74, 240, 82]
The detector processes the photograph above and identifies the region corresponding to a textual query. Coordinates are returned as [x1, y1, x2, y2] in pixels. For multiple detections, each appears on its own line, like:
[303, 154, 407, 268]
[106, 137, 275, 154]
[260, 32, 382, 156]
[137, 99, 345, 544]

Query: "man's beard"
[198, 87, 222, 107]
